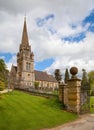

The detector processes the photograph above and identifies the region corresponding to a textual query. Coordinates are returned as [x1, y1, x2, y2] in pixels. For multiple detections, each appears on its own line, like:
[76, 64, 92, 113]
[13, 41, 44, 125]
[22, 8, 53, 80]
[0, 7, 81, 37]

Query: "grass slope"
[0, 91, 77, 130]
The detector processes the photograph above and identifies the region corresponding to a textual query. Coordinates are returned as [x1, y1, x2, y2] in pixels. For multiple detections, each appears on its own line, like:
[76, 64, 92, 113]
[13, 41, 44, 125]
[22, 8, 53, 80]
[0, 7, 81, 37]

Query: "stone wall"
[59, 83, 64, 103]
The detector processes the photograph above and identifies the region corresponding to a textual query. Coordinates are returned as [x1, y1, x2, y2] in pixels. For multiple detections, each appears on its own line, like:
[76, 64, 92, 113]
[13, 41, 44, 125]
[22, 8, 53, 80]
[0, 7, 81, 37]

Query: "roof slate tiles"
[35, 70, 57, 82]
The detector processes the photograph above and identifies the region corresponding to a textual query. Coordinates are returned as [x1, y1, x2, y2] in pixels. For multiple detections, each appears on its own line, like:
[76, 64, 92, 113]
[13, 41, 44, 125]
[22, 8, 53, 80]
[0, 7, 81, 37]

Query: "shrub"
[0, 81, 5, 91]
[34, 81, 39, 90]
[91, 90, 94, 96]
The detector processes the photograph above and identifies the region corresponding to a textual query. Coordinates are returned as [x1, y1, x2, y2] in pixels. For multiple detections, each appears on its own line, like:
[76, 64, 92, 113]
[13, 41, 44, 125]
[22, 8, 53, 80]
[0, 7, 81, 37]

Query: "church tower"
[17, 17, 35, 89]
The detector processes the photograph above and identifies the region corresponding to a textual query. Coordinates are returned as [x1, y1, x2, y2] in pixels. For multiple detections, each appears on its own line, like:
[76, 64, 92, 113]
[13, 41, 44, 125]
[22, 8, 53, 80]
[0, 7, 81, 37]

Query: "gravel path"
[43, 114, 94, 130]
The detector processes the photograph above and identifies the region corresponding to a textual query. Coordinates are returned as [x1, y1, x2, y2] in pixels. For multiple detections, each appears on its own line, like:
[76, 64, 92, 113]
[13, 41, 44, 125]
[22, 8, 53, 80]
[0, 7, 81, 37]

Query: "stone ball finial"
[70, 67, 78, 79]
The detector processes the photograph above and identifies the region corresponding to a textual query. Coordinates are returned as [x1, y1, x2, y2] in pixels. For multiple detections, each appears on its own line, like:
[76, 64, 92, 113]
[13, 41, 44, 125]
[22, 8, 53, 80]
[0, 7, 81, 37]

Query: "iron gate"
[80, 82, 90, 114]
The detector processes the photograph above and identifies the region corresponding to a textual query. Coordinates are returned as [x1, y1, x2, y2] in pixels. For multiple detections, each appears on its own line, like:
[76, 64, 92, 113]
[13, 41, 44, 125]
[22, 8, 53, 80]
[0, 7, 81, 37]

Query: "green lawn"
[0, 90, 77, 130]
[90, 96, 94, 113]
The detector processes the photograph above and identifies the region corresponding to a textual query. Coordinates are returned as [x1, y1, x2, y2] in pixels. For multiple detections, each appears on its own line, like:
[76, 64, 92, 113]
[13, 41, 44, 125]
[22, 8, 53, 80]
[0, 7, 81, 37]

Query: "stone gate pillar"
[67, 67, 81, 114]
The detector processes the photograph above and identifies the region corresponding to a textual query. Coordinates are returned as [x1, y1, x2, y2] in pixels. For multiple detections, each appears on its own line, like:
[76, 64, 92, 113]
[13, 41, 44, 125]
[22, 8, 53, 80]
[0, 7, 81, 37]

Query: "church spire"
[21, 16, 29, 45]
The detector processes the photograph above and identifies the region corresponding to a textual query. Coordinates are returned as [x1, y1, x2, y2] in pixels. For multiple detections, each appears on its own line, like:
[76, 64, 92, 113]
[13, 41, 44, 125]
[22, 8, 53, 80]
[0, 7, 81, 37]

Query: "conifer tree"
[81, 69, 89, 88]
[64, 68, 69, 83]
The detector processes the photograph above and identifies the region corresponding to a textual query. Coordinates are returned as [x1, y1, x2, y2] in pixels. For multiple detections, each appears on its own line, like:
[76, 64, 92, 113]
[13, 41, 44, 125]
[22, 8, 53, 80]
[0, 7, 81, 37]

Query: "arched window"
[28, 63, 30, 70]
[26, 62, 31, 71]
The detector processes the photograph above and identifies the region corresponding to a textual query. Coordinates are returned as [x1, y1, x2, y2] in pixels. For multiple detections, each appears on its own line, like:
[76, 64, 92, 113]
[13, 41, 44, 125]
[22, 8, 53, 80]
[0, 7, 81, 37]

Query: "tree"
[0, 59, 9, 90]
[81, 69, 90, 88]
[88, 70, 94, 90]
[54, 69, 62, 83]
[0, 59, 6, 71]
[0, 80, 5, 91]
[64, 68, 69, 83]
[81, 69, 89, 87]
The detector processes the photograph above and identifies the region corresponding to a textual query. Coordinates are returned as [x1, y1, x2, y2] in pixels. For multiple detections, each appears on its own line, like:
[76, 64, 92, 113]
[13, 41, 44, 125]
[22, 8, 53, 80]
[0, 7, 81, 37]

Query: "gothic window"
[28, 63, 30, 70]
[26, 62, 31, 71]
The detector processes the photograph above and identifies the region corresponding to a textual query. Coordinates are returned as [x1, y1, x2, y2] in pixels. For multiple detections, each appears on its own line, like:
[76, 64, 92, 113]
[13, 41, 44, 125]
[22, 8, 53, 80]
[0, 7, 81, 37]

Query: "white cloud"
[45, 32, 94, 76]
[0, 0, 94, 53]
[6, 55, 16, 70]
[0, 56, 5, 60]
[0, 0, 94, 76]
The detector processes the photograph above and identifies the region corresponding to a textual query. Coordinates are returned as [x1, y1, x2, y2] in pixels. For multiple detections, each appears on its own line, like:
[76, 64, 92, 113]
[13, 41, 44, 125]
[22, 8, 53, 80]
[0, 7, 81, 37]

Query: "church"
[10, 17, 58, 91]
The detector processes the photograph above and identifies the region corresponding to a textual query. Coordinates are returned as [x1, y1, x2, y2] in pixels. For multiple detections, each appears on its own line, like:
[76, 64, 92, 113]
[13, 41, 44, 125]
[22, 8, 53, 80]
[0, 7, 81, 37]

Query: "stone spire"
[21, 17, 29, 45]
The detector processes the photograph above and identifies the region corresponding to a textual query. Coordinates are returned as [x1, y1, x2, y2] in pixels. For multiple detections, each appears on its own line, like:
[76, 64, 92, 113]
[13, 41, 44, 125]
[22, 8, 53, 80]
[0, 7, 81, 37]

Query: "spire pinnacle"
[24, 16, 26, 21]
[24, 13, 26, 21]
[21, 16, 29, 45]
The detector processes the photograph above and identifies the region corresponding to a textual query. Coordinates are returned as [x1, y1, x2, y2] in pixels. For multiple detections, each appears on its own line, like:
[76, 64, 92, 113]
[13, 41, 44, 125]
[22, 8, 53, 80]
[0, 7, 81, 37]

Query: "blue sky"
[36, 10, 94, 43]
[0, 0, 94, 75]
[35, 58, 54, 71]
